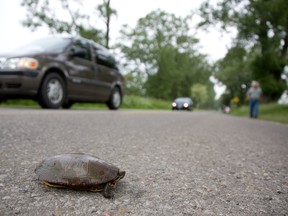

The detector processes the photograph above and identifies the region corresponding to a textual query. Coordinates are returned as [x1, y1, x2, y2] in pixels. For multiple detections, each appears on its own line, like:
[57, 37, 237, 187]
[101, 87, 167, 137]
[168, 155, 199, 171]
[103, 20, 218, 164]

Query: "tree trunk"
[105, 0, 110, 49]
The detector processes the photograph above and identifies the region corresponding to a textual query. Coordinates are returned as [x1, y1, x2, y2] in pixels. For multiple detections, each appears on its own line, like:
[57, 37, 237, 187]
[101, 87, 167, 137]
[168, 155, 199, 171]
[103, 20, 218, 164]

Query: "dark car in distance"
[0, 37, 124, 109]
[171, 97, 193, 111]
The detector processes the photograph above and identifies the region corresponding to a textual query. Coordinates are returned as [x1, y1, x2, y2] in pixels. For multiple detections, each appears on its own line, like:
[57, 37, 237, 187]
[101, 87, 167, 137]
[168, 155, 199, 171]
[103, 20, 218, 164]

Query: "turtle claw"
[103, 182, 115, 199]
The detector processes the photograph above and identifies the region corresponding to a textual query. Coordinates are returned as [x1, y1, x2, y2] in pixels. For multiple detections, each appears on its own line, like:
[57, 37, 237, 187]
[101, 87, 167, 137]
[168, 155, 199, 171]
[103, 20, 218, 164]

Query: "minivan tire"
[62, 101, 74, 109]
[38, 73, 66, 109]
[107, 87, 122, 110]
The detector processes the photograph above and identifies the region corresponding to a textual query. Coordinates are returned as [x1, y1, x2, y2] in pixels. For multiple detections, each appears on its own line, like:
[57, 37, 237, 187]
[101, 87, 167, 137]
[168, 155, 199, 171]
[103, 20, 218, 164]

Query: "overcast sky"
[0, 0, 236, 60]
[0, 0, 230, 97]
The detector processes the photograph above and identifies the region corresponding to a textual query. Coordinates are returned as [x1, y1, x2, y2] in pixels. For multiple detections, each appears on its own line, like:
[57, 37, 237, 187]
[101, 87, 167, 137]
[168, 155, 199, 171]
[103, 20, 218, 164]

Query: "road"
[0, 109, 287, 216]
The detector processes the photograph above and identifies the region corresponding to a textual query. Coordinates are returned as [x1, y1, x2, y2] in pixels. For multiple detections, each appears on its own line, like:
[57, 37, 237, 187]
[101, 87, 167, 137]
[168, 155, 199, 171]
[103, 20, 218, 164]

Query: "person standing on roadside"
[247, 81, 262, 118]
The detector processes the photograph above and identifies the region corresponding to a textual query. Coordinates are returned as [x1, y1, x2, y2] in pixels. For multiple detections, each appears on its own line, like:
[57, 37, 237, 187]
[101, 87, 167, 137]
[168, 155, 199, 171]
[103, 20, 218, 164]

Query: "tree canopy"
[199, 0, 288, 101]
[118, 10, 214, 102]
[21, 0, 117, 47]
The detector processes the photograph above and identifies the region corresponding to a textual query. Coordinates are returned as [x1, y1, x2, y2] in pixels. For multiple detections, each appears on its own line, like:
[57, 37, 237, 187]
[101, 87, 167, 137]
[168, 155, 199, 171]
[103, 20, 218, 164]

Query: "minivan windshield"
[16, 38, 71, 53]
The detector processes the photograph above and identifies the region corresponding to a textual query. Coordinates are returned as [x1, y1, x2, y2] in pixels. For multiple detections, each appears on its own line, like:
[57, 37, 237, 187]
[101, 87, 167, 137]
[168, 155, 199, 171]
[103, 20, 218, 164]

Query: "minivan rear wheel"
[106, 87, 122, 110]
[38, 73, 66, 109]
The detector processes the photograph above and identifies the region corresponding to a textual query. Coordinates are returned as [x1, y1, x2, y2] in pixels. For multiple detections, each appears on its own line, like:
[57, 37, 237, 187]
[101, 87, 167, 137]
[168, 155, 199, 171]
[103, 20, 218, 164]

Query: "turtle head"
[114, 171, 125, 182]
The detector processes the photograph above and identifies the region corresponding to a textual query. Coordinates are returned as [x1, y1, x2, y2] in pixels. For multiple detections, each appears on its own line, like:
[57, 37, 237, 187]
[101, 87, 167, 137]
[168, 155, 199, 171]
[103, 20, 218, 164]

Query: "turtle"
[35, 153, 125, 198]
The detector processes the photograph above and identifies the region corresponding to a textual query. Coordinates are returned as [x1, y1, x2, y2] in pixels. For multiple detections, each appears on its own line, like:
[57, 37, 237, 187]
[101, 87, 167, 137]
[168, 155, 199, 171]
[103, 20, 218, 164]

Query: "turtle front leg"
[103, 182, 115, 199]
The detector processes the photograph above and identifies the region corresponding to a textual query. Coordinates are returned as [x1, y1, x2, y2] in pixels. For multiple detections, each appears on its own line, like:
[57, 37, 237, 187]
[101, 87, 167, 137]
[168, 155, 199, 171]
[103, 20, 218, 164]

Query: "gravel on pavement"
[0, 109, 287, 216]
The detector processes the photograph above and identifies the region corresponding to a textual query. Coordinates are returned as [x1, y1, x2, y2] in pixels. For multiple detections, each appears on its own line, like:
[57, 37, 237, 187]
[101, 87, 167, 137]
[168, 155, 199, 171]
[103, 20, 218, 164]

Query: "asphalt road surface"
[0, 109, 287, 216]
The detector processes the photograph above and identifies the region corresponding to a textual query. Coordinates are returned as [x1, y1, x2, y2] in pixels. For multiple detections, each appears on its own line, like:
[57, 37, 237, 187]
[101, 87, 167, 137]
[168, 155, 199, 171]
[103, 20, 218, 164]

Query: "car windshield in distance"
[175, 98, 192, 103]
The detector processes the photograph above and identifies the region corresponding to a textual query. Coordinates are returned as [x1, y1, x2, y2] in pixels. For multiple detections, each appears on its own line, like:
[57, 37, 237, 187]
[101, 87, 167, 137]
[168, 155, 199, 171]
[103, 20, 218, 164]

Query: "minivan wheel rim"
[47, 79, 63, 104]
[112, 90, 121, 108]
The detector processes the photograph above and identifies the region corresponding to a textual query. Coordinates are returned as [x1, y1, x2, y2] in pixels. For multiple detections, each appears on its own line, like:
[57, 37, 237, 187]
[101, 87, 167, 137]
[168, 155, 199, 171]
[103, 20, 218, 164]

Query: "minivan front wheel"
[62, 101, 74, 109]
[107, 87, 122, 110]
[38, 73, 66, 109]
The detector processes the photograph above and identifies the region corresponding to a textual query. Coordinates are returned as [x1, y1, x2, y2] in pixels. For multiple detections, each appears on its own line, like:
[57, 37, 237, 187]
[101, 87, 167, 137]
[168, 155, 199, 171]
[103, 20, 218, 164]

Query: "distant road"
[0, 109, 287, 215]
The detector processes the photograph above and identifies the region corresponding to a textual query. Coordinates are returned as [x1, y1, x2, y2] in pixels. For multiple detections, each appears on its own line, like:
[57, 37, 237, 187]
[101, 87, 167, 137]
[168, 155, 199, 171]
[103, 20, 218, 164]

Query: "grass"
[0, 95, 171, 110]
[121, 95, 170, 110]
[231, 103, 288, 124]
[0, 99, 39, 108]
[72, 96, 171, 110]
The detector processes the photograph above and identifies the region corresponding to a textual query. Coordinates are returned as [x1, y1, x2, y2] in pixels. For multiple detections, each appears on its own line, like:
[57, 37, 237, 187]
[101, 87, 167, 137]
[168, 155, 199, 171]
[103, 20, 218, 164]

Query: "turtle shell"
[35, 153, 120, 190]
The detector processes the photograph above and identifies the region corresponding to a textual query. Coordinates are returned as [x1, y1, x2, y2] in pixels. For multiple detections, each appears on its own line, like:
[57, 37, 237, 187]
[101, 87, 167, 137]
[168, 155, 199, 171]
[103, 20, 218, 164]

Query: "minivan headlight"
[4, 58, 39, 69]
[4, 58, 20, 69]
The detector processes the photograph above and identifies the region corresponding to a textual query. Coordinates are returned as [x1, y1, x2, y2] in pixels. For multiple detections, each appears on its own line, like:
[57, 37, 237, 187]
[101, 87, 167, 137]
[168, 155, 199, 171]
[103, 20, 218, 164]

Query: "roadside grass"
[0, 99, 39, 108]
[231, 103, 288, 124]
[0, 95, 172, 110]
[72, 96, 171, 110]
[121, 95, 170, 110]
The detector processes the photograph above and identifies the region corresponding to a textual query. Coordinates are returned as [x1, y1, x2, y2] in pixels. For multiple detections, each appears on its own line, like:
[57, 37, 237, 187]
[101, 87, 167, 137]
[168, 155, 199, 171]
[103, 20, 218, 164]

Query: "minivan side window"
[71, 40, 92, 61]
[93, 46, 116, 69]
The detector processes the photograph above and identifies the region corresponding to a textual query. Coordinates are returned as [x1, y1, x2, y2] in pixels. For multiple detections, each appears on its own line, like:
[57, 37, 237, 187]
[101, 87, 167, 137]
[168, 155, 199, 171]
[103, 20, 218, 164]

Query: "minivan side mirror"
[70, 47, 86, 58]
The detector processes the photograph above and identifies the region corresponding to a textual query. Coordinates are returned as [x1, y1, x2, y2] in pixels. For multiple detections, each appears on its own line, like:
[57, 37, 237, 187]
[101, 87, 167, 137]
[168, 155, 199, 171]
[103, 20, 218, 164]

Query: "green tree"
[124, 71, 146, 96]
[118, 10, 213, 101]
[21, 0, 116, 46]
[215, 44, 253, 105]
[191, 84, 209, 107]
[199, 0, 288, 100]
